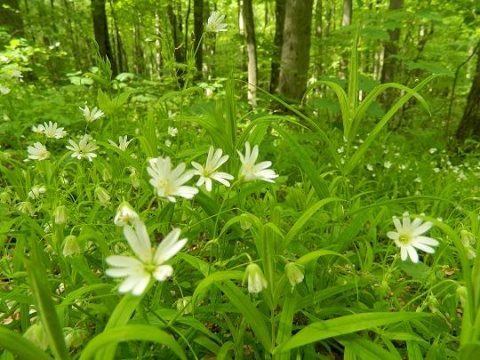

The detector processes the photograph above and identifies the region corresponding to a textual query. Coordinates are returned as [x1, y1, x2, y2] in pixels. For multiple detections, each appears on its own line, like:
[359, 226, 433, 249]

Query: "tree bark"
[278, 0, 314, 102]
[342, 0, 352, 26]
[91, 0, 118, 76]
[381, 0, 403, 109]
[456, 43, 480, 145]
[269, 0, 286, 94]
[381, 0, 403, 84]
[242, 0, 257, 106]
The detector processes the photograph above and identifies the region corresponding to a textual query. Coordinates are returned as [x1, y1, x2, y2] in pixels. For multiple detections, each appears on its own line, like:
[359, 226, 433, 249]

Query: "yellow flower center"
[399, 234, 410, 244]
[157, 178, 174, 195]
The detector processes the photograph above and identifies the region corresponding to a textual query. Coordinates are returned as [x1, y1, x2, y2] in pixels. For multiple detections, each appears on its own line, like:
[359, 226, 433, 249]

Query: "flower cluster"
[148, 142, 278, 202]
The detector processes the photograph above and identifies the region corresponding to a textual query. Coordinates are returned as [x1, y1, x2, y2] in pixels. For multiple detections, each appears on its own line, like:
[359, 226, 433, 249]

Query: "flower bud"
[285, 262, 305, 289]
[460, 230, 477, 259]
[16, 201, 35, 216]
[460, 230, 476, 246]
[244, 263, 268, 294]
[23, 323, 48, 350]
[64, 327, 88, 349]
[95, 186, 110, 205]
[63, 235, 81, 257]
[54, 205, 68, 224]
[102, 168, 112, 182]
[456, 285, 468, 308]
[28, 185, 47, 199]
[129, 167, 140, 189]
[176, 296, 193, 315]
[114, 202, 139, 227]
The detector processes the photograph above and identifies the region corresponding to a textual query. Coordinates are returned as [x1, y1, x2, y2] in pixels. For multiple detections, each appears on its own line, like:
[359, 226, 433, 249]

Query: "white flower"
[79, 105, 105, 122]
[192, 146, 234, 191]
[206, 11, 228, 33]
[0, 85, 10, 95]
[27, 142, 50, 161]
[41, 121, 67, 139]
[108, 135, 133, 151]
[238, 142, 278, 183]
[168, 127, 178, 137]
[387, 212, 439, 263]
[31, 124, 45, 134]
[384, 161, 392, 169]
[66, 134, 99, 161]
[28, 185, 47, 199]
[105, 220, 187, 296]
[147, 157, 198, 202]
[165, 139, 172, 147]
[114, 202, 139, 227]
[244, 263, 268, 294]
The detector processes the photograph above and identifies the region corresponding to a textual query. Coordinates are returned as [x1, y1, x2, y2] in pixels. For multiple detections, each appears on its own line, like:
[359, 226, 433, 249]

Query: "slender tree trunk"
[278, 0, 314, 101]
[342, 0, 352, 26]
[167, 3, 186, 85]
[242, 0, 257, 106]
[339, 0, 352, 79]
[381, 0, 403, 109]
[91, 0, 118, 76]
[154, 9, 162, 79]
[0, 0, 24, 49]
[62, 0, 82, 69]
[133, 16, 145, 75]
[456, 43, 480, 145]
[269, 0, 286, 94]
[193, 0, 204, 74]
[108, 0, 127, 73]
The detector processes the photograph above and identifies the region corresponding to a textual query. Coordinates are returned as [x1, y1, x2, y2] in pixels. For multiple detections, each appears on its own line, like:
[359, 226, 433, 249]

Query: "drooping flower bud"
[285, 262, 305, 289]
[244, 263, 268, 294]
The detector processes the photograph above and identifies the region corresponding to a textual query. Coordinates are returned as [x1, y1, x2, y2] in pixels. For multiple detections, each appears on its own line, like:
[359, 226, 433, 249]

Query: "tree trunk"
[456, 44, 480, 145]
[269, 0, 286, 94]
[381, 0, 403, 84]
[193, 0, 204, 74]
[242, 0, 257, 106]
[381, 0, 403, 109]
[342, 0, 352, 26]
[91, 0, 118, 76]
[278, 0, 314, 102]
[108, 0, 127, 73]
[167, 3, 186, 85]
[154, 9, 162, 79]
[0, 0, 24, 49]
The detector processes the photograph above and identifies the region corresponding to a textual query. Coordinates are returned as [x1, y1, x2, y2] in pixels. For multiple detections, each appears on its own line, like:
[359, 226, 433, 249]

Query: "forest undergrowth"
[2, 23, 480, 360]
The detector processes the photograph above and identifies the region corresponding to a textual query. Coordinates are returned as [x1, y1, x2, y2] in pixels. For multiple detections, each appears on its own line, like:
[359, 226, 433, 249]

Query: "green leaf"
[339, 334, 401, 360]
[26, 245, 69, 360]
[274, 312, 429, 353]
[192, 271, 244, 305]
[80, 325, 186, 360]
[269, 124, 330, 200]
[95, 292, 147, 360]
[216, 281, 272, 353]
[460, 342, 480, 360]
[0, 327, 52, 360]
[283, 198, 343, 248]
